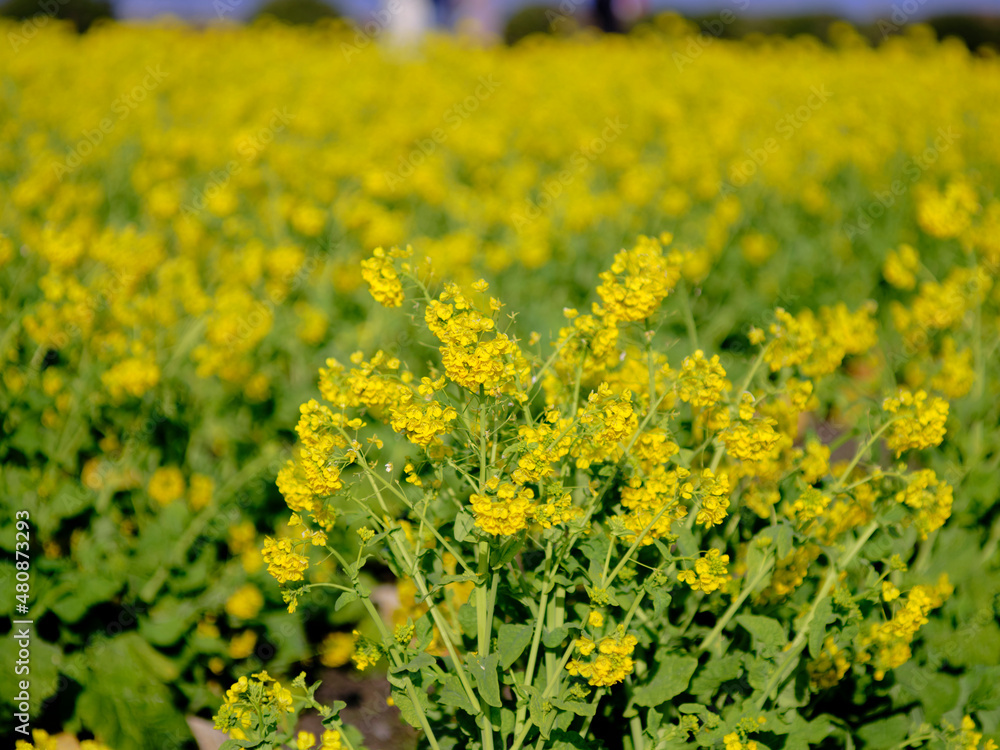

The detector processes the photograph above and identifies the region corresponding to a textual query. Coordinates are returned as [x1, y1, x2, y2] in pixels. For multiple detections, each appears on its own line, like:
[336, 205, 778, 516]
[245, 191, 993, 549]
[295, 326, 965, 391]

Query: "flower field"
[1, 16, 999, 750]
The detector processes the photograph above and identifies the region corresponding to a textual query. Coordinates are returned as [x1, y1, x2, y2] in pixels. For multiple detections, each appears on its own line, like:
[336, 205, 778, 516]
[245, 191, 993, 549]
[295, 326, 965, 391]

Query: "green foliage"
[253, 0, 340, 25]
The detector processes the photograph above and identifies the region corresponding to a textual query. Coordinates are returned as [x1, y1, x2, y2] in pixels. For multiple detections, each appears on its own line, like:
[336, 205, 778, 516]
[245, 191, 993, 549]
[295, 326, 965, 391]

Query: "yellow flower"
[320, 632, 355, 668]
[893, 469, 953, 539]
[858, 574, 952, 680]
[262, 537, 309, 585]
[596, 234, 682, 322]
[188, 473, 215, 510]
[149, 466, 185, 505]
[882, 243, 919, 290]
[226, 584, 265, 620]
[471, 483, 535, 536]
[678, 548, 730, 593]
[566, 627, 638, 686]
[881, 581, 900, 602]
[228, 630, 258, 660]
[361, 246, 407, 308]
[882, 389, 949, 457]
[677, 350, 731, 408]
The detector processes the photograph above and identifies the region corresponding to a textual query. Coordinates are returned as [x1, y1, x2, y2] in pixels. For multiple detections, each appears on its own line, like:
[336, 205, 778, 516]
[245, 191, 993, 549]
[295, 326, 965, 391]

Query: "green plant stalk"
[699, 553, 774, 653]
[514, 542, 555, 737]
[509, 641, 578, 750]
[833, 421, 894, 490]
[359, 596, 442, 750]
[603, 497, 684, 591]
[351, 457, 481, 710]
[477, 540, 497, 750]
[754, 520, 878, 710]
[475, 398, 498, 750]
[367, 468, 475, 575]
[360, 484, 480, 710]
[679, 284, 700, 351]
[630, 713, 646, 750]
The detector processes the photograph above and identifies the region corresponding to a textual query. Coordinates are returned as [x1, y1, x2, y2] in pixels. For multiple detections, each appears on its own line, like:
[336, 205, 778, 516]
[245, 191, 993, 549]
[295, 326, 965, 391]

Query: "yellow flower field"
[1, 16, 999, 750]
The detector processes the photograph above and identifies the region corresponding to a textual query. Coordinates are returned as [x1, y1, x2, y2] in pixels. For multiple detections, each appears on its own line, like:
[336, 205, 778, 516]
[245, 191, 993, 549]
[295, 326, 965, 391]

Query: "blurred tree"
[503, 4, 558, 44]
[0, 0, 112, 32]
[253, 0, 340, 24]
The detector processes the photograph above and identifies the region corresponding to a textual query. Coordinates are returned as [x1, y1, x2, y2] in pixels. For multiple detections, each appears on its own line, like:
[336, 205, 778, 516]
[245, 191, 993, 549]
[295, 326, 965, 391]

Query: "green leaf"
[454, 511, 476, 542]
[779, 714, 836, 750]
[498, 623, 534, 670]
[543, 625, 571, 649]
[689, 653, 742, 699]
[633, 654, 698, 707]
[335, 590, 358, 612]
[856, 715, 911, 750]
[438, 573, 478, 586]
[414, 613, 434, 651]
[458, 603, 478, 639]
[140, 596, 199, 646]
[392, 687, 423, 729]
[49, 574, 121, 623]
[775, 523, 793, 560]
[438, 673, 477, 715]
[736, 614, 787, 652]
[647, 587, 672, 616]
[675, 525, 698, 558]
[492, 534, 525, 569]
[467, 652, 502, 708]
[808, 598, 834, 658]
[551, 696, 596, 717]
[393, 651, 435, 673]
[0, 636, 60, 710]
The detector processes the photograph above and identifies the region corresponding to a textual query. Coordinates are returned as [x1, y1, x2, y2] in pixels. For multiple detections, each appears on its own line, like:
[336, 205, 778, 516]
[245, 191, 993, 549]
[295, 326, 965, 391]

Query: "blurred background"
[1, 0, 999, 46]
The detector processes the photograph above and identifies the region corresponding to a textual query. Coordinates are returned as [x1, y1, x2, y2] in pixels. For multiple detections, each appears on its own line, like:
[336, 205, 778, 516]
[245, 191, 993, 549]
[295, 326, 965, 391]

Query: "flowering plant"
[217, 237, 992, 750]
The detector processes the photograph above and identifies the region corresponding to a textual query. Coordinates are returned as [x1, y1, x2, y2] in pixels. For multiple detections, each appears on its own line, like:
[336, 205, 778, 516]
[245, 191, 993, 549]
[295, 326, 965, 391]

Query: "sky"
[113, 0, 1000, 23]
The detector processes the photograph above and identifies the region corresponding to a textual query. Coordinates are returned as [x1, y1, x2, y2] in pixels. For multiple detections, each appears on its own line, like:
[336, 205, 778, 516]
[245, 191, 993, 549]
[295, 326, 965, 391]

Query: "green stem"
[603, 497, 682, 590]
[699, 553, 774, 653]
[509, 642, 577, 750]
[754, 520, 878, 710]
[359, 596, 441, 750]
[351, 452, 481, 711]
[477, 540, 496, 750]
[514, 543, 555, 737]
[834, 421, 894, 489]
[678, 283, 700, 351]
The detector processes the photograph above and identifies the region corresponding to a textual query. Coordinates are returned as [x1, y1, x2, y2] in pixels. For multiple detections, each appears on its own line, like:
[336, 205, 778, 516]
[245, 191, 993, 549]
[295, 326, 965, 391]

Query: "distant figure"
[430, 0, 452, 27]
[594, 0, 618, 32]
[594, 0, 647, 31]
[453, 0, 501, 38]
[616, 0, 648, 26]
[387, 0, 432, 43]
